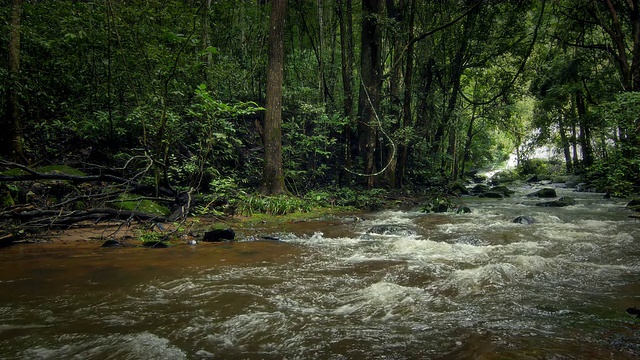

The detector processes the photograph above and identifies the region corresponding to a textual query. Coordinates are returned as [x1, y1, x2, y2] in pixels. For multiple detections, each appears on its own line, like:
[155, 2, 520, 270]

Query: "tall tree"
[357, 0, 382, 188]
[260, 0, 288, 195]
[1, 0, 24, 161]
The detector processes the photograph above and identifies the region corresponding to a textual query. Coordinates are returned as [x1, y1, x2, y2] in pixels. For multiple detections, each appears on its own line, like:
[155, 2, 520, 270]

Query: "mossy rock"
[478, 192, 504, 199]
[36, 165, 86, 176]
[526, 188, 557, 198]
[449, 181, 469, 195]
[470, 184, 490, 195]
[535, 196, 575, 207]
[111, 193, 171, 216]
[489, 186, 515, 197]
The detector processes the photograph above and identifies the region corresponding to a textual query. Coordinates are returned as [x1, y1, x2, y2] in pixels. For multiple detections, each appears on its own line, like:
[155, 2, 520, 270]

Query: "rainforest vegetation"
[1, 0, 639, 232]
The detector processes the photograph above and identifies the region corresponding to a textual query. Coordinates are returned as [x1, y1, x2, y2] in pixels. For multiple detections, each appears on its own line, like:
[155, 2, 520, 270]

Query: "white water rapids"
[1, 185, 639, 359]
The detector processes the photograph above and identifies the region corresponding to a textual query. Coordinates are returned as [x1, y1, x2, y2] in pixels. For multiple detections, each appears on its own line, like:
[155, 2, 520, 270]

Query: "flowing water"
[1, 185, 639, 359]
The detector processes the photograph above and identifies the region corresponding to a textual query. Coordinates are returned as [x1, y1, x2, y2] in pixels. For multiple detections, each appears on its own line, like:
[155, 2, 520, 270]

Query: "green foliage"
[236, 195, 312, 216]
[110, 193, 171, 216]
[36, 165, 86, 176]
[420, 196, 452, 213]
[585, 157, 637, 196]
[137, 231, 166, 244]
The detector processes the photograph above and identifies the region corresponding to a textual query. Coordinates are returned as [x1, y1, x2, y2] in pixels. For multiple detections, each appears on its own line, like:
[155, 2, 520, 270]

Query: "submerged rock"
[142, 241, 168, 248]
[526, 188, 557, 198]
[203, 228, 235, 242]
[366, 225, 416, 237]
[489, 186, 515, 197]
[101, 239, 122, 247]
[513, 215, 535, 224]
[470, 184, 490, 195]
[535, 196, 576, 207]
[627, 199, 640, 212]
[478, 191, 504, 199]
[455, 206, 472, 214]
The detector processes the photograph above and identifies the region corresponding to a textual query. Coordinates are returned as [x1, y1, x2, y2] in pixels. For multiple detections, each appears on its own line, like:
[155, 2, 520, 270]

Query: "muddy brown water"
[1, 185, 640, 359]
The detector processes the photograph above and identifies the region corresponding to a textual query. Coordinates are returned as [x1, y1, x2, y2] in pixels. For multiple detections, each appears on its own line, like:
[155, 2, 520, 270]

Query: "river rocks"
[456, 205, 472, 214]
[526, 188, 557, 198]
[449, 182, 469, 195]
[478, 191, 504, 199]
[470, 184, 490, 195]
[142, 241, 168, 248]
[203, 228, 235, 242]
[535, 196, 576, 207]
[513, 215, 535, 224]
[627, 199, 640, 212]
[490, 186, 515, 197]
[101, 239, 122, 247]
[366, 225, 416, 236]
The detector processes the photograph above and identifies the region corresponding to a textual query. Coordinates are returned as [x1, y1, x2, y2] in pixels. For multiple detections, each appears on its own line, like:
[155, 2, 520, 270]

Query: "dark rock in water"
[478, 192, 504, 199]
[470, 184, 490, 195]
[602, 192, 611, 199]
[101, 239, 121, 247]
[536, 196, 576, 207]
[626, 307, 640, 318]
[435, 203, 449, 213]
[142, 241, 168, 248]
[366, 225, 416, 237]
[627, 199, 640, 212]
[513, 216, 535, 224]
[526, 188, 557, 198]
[490, 186, 515, 197]
[456, 206, 472, 214]
[261, 235, 280, 241]
[449, 182, 469, 195]
[526, 175, 539, 183]
[203, 228, 235, 242]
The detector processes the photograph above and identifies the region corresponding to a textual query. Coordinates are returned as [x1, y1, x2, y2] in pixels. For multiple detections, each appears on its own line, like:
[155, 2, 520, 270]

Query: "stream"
[1, 185, 639, 359]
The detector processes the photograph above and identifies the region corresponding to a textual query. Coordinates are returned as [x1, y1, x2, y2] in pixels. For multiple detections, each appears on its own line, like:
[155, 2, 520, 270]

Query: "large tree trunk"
[357, 0, 382, 189]
[337, 0, 355, 185]
[1, 0, 24, 161]
[396, 0, 416, 188]
[260, 0, 288, 195]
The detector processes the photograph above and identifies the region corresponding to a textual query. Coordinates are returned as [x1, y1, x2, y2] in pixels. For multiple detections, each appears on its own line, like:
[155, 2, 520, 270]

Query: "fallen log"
[1, 208, 168, 229]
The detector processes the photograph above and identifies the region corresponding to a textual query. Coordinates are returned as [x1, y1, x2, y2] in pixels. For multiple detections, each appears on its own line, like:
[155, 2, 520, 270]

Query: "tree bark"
[357, 0, 382, 189]
[1, 0, 24, 161]
[337, 0, 355, 185]
[261, 0, 288, 195]
[396, 0, 416, 188]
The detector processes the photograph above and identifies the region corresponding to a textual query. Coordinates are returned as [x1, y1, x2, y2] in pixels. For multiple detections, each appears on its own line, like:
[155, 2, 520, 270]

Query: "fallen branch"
[1, 208, 168, 229]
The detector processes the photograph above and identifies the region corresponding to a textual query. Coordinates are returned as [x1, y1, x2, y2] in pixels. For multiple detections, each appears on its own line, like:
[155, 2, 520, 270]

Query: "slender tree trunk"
[558, 116, 573, 172]
[576, 91, 593, 167]
[337, 0, 355, 185]
[357, 0, 382, 188]
[261, 0, 288, 195]
[1, 0, 24, 161]
[460, 105, 477, 180]
[396, 0, 416, 188]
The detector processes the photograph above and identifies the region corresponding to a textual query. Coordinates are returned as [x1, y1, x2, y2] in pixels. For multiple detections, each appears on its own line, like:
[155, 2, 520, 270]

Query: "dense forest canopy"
[1, 0, 639, 199]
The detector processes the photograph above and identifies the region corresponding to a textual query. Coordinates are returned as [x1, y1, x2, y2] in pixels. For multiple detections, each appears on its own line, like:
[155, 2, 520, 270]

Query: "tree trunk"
[357, 0, 382, 189]
[1, 0, 24, 161]
[337, 0, 355, 185]
[396, 0, 416, 188]
[576, 91, 593, 167]
[558, 116, 573, 172]
[260, 0, 288, 195]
